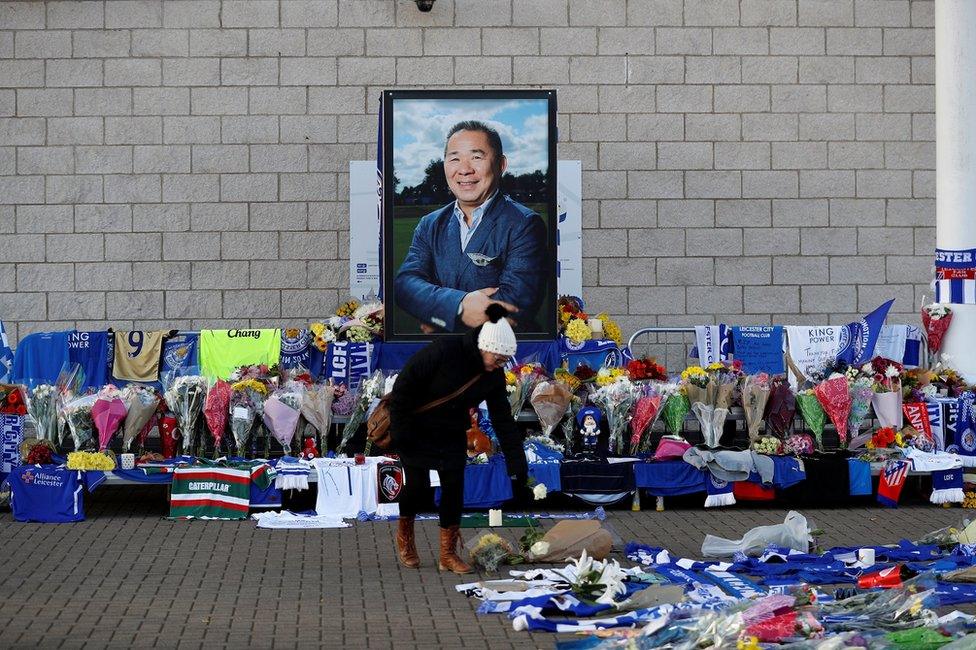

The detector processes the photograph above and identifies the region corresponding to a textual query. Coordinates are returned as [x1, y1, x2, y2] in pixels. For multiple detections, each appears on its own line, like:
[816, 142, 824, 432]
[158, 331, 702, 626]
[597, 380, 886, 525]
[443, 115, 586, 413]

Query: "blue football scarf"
[931, 467, 965, 504]
[955, 392, 976, 457]
[704, 472, 735, 507]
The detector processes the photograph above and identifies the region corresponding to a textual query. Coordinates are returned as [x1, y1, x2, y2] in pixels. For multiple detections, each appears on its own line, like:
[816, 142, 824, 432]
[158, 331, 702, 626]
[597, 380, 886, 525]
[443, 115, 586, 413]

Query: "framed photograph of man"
[381, 89, 558, 342]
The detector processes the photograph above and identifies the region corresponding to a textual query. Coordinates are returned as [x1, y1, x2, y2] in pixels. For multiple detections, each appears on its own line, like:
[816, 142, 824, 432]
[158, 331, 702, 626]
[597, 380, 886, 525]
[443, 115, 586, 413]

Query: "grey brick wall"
[0, 0, 934, 345]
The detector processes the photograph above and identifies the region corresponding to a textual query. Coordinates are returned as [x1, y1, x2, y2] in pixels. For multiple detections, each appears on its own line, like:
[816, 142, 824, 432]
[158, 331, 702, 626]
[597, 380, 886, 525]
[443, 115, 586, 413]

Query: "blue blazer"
[394, 195, 547, 332]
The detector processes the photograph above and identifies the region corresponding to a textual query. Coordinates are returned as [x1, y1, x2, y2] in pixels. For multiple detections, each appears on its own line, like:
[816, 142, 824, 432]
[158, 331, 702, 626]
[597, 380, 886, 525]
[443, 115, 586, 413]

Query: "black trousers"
[399, 461, 464, 529]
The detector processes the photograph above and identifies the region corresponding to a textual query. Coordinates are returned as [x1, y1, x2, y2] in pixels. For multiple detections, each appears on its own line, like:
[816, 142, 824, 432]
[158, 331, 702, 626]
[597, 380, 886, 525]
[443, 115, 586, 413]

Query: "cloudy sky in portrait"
[391, 98, 550, 188]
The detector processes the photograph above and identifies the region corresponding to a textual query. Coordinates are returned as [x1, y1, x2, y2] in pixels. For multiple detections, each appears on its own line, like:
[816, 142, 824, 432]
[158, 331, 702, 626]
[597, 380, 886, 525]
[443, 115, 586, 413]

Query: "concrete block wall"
[0, 0, 935, 345]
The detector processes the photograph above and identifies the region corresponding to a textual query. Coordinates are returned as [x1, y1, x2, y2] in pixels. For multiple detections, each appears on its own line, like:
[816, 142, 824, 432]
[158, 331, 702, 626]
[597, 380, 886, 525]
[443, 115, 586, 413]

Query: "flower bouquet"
[922, 303, 952, 354]
[814, 376, 853, 447]
[555, 550, 628, 606]
[626, 357, 668, 382]
[847, 378, 875, 442]
[120, 385, 160, 452]
[783, 433, 815, 456]
[795, 389, 827, 450]
[661, 386, 691, 437]
[530, 381, 572, 439]
[331, 386, 355, 417]
[628, 383, 665, 454]
[204, 379, 232, 458]
[509, 363, 545, 419]
[0, 383, 28, 416]
[301, 382, 335, 454]
[61, 393, 96, 451]
[26, 384, 58, 443]
[337, 371, 384, 454]
[229, 378, 268, 458]
[469, 533, 518, 573]
[765, 377, 796, 439]
[560, 393, 583, 451]
[870, 358, 904, 430]
[93, 385, 127, 451]
[741, 373, 771, 443]
[162, 372, 208, 456]
[589, 376, 638, 455]
[264, 386, 303, 454]
[752, 435, 783, 455]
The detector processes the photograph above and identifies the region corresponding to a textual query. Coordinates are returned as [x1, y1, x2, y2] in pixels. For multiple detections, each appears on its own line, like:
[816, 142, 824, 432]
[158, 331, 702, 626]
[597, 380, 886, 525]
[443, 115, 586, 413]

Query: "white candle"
[488, 509, 503, 527]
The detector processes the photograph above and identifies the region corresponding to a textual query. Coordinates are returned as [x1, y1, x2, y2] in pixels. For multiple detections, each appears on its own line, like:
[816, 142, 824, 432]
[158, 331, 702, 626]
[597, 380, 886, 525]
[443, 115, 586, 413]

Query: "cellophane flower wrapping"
[560, 394, 583, 451]
[742, 374, 771, 443]
[795, 391, 827, 450]
[847, 378, 875, 440]
[162, 372, 207, 456]
[92, 385, 127, 451]
[229, 378, 267, 458]
[301, 382, 335, 450]
[337, 370, 384, 454]
[510, 363, 545, 420]
[628, 386, 663, 454]
[661, 390, 690, 436]
[922, 304, 952, 354]
[264, 386, 303, 454]
[872, 390, 903, 430]
[61, 393, 96, 451]
[120, 385, 160, 452]
[27, 384, 58, 443]
[204, 379, 232, 456]
[765, 378, 796, 438]
[589, 377, 638, 455]
[814, 375, 853, 446]
[530, 381, 572, 438]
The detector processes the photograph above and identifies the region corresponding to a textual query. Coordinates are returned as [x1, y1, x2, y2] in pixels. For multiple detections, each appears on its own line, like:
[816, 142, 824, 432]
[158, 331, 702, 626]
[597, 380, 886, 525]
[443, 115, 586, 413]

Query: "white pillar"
[936, 0, 976, 381]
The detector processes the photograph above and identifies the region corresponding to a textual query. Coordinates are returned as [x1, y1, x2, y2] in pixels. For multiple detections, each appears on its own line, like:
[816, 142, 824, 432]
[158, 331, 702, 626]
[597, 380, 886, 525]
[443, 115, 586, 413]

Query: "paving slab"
[0, 487, 972, 649]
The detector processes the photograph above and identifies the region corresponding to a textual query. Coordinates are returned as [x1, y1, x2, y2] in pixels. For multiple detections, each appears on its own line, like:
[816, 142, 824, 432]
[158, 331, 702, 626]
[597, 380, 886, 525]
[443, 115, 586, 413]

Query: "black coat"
[388, 327, 528, 480]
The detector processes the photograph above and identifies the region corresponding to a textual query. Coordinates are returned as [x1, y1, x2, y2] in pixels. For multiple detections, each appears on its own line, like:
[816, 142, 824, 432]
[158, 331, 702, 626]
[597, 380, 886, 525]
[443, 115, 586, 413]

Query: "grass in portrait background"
[390, 97, 553, 335]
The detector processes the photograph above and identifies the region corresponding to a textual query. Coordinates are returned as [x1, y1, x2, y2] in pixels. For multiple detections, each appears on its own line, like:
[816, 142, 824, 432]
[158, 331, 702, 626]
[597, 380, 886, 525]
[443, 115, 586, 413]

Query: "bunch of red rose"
[25, 444, 53, 465]
[626, 357, 668, 381]
[871, 427, 898, 448]
[0, 384, 27, 416]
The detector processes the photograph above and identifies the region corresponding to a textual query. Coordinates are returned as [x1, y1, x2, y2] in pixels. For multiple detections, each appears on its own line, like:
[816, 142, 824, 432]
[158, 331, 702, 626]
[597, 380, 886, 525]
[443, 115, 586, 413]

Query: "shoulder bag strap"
[413, 373, 485, 415]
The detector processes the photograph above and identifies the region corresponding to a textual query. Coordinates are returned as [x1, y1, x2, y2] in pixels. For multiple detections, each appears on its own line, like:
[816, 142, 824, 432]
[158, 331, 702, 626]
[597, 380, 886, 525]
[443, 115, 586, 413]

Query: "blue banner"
[558, 338, 621, 372]
[731, 326, 784, 374]
[325, 341, 375, 388]
[836, 299, 894, 365]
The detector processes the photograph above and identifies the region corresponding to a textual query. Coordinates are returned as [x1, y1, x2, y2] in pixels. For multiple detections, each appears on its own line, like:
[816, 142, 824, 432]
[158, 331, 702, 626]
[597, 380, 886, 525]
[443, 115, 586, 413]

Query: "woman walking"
[388, 305, 528, 574]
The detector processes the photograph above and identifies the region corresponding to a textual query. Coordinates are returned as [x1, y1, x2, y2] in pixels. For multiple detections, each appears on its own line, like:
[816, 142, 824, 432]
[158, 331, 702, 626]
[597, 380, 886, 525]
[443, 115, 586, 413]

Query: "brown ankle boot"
[395, 517, 420, 568]
[438, 525, 473, 574]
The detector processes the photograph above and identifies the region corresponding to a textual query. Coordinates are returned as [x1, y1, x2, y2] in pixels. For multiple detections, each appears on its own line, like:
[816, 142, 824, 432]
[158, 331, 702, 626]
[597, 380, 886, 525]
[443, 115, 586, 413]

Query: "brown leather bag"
[366, 373, 484, 451]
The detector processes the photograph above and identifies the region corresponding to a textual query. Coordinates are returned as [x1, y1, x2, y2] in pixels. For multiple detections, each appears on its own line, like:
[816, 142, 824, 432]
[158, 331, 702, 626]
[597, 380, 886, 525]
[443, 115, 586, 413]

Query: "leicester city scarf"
[956, 392, 976, 457]
[704, 473, 735, 508]
[931, 467, 965, 505]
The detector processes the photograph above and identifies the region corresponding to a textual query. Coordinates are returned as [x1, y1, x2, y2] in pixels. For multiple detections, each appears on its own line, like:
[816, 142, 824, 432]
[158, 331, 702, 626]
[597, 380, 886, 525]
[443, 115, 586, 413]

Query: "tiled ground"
[0, 487, 970, 649]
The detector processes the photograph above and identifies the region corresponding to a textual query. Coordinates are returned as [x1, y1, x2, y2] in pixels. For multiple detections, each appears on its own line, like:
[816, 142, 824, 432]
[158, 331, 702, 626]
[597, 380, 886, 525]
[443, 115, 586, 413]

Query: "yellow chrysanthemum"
[310, 322, 325, 336]
[505, 371, 517, 385]
[706, 362, 725, 371]
[681, 366, 708, 382]
[565, 318, 591, 345]
[336, 300, 360, 317]
[232, 379, 269, 395]
[596, 312, 623, 346]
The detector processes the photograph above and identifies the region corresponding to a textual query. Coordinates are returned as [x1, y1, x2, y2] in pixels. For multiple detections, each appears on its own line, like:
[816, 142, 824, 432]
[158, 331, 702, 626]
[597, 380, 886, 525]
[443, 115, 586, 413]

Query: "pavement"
[0, 487, 972, 649]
